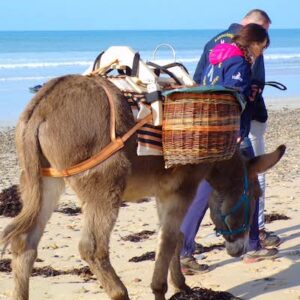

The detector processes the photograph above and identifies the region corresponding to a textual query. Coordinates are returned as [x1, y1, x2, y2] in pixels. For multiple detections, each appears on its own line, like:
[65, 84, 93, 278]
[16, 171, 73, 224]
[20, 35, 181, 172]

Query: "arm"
[223, 58, 253, 138]
[223, 58, 252, 97]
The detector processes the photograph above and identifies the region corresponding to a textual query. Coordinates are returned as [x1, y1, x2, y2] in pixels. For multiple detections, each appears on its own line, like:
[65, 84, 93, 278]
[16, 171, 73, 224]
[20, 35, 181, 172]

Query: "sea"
[0, 29, 299, 125]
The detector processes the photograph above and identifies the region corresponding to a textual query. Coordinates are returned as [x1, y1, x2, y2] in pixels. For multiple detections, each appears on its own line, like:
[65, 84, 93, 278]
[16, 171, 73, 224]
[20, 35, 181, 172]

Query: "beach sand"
[0, 99, 300, 300]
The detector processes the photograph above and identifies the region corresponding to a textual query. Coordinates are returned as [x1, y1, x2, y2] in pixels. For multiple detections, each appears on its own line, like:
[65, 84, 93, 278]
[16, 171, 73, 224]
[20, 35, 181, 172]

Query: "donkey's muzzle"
[225, 238, 246, 257]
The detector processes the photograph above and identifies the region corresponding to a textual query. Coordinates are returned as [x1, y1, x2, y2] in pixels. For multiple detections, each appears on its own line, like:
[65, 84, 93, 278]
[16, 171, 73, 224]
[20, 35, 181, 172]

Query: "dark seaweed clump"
[265, 213, 290, 223]
[129, 251, 155, 262]
[55, 205, 81, 216]
[169, 287, 240, 300]
[121, 230, 156, 242]
[0, 259, 94, 281]
[0, 185, 22, 217]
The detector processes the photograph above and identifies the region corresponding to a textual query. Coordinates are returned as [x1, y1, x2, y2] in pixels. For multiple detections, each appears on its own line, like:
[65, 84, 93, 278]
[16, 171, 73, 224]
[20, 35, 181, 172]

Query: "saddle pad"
[124, 92, 163, 156]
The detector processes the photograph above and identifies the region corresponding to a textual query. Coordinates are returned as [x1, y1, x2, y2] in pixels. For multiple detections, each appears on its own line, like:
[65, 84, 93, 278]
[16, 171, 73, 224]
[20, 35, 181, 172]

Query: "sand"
[0, 100, 300, 300]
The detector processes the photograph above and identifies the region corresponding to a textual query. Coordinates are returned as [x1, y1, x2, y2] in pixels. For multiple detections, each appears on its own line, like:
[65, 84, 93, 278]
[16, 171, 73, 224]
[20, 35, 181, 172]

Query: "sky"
[0, 0, 299, 31]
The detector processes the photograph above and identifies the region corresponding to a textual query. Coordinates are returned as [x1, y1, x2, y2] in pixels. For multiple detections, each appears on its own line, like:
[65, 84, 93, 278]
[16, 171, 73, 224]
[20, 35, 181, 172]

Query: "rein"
[215, 167, 250, 236]
[265, 81, 287, 91]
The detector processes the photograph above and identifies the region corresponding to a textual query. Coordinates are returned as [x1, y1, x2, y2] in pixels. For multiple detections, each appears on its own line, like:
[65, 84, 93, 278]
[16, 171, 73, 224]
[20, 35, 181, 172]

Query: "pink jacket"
[209, 43, 244, 65]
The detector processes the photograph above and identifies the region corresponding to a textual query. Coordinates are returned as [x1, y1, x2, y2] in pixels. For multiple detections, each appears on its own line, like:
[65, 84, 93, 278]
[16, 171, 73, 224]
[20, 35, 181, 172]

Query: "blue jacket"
[194, 23, 268, 123]
[202, 43, 252, 138]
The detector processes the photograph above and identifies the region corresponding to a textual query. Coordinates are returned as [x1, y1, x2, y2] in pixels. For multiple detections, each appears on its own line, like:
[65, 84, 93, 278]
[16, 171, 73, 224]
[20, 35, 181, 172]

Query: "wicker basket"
[162, 92, 240, 168]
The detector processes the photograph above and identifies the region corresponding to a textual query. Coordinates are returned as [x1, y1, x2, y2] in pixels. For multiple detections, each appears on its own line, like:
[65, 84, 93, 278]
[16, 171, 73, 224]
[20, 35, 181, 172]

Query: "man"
[180, 9, 280, 274]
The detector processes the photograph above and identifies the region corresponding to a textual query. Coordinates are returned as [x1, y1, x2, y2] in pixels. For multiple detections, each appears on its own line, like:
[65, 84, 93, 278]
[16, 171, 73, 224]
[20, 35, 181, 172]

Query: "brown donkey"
[1, 75, 285, 300]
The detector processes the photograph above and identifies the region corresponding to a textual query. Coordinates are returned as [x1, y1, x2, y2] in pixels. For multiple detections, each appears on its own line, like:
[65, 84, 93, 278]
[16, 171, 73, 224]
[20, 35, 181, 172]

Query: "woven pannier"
[162, 92, 241, 168]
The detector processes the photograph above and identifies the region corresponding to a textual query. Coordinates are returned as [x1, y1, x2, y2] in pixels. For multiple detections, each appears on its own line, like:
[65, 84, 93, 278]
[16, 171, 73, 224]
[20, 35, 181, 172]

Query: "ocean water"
[0, 29, 299, 124]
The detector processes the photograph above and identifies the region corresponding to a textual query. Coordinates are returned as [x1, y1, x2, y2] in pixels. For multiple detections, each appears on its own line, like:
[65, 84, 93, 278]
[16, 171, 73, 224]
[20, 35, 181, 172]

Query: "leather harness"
[41, 82, 152, 177]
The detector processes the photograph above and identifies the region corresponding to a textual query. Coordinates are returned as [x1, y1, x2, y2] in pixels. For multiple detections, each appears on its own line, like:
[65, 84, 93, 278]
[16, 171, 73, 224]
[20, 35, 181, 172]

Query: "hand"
[249, 84, 262, 101]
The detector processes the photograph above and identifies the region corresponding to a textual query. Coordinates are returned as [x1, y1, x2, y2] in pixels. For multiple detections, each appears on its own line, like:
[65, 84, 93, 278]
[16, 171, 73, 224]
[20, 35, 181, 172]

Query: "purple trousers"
[180, 138, 260, 257]
[180, 180, 210, 257]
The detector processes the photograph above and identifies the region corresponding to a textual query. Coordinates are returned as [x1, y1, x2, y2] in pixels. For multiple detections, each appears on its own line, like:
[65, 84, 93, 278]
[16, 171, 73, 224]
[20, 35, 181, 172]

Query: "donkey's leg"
[151, 195, 191, 300]
[11, 177, 65, 300]
[169, 232, 191, 293]
[71, 173, 129, 300]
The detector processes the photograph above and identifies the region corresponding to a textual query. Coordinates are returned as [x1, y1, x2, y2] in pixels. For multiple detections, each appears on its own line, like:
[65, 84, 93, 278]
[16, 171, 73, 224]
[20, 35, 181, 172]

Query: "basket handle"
[152, 43, 176, 62]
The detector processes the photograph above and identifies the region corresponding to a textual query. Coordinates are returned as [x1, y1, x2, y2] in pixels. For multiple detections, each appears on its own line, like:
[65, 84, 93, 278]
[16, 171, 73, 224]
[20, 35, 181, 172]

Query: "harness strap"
[89, 59, 119, 77]
[41, 82, 153, 177]
[161, 62, 190, 74]
[146, 61, 182, 85]
[92, 51, 104, 71]
[131, 52, 140, 77]
[41, 138, 124, 177]
[103, 84, 116, 141]
[41, 114, 152, 177]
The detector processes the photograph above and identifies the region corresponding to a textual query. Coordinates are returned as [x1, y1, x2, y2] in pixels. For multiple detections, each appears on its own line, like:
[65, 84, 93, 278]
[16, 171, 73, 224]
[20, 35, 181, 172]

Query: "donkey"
[1, 75, 285, 300]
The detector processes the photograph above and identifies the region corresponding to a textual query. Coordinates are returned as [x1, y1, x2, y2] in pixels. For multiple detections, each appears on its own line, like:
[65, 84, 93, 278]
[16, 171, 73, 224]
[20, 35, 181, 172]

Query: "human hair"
[243, 9, 272, 25]
[232, 23, 270, 50]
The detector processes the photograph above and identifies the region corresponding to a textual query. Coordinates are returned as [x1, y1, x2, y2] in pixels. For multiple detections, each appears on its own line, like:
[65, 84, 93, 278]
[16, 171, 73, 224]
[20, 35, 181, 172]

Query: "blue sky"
[0, 0, 299, 30]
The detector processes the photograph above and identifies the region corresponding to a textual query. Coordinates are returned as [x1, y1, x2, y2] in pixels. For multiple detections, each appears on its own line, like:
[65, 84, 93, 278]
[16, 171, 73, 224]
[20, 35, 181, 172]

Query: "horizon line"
[0, 27, 299, 32]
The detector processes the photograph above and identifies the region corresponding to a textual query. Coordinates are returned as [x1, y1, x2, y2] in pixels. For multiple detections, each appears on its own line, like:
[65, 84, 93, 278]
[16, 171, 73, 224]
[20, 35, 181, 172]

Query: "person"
[180, 13, 280, 274]
[194, 10, 276, 244]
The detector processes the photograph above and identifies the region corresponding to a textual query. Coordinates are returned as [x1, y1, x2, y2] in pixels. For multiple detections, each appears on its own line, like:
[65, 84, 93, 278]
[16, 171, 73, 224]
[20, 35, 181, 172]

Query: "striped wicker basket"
[162, 92, 240, 168]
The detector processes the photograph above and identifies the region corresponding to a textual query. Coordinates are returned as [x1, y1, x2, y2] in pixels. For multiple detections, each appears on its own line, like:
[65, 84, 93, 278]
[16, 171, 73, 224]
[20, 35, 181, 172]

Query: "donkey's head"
[207, 145, 286, 257]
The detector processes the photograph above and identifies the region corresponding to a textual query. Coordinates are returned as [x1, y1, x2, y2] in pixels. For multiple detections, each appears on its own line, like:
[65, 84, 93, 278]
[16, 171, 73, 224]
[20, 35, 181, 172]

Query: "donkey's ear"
[248, 145, 286, 179]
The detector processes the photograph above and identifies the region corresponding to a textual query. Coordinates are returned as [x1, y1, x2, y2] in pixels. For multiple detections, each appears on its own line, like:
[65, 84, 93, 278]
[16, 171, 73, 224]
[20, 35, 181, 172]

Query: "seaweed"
[121, 230, 156, 242]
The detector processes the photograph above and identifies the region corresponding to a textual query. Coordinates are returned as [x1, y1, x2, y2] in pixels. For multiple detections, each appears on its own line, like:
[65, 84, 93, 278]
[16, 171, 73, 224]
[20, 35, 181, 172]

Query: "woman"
[180, 24, 275, 274]
[202, 23, 270, 140]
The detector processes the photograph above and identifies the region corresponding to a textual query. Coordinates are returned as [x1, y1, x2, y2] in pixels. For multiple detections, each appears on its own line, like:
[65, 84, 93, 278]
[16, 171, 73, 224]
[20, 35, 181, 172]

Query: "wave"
[0, 53, 300, 71]
[265, 53, 300, 60]
[0, 76, 52, 82]
[174, 54, 300, 63]
[150, 58, 199, 64]
[0, 59, 198, 70]
[0, 61, 92, 69]
[144, 55, 300, 66]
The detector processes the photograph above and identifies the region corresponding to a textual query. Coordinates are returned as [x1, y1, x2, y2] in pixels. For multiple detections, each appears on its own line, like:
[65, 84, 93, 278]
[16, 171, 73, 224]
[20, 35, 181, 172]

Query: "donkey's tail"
[1, 119, 43, 249]
[0, 79, 62, 249]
